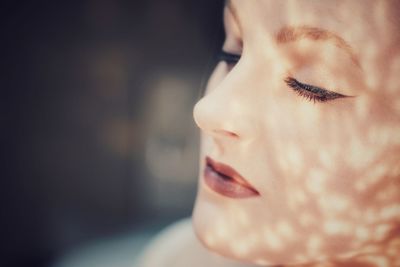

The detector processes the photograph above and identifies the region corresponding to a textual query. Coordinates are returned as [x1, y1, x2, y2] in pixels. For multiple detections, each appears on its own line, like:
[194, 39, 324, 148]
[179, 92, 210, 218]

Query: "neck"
[287, 236, 400, 267]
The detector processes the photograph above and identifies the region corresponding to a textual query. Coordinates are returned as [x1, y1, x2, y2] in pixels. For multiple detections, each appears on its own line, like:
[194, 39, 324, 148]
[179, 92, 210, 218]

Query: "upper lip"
[205, 156, 259, 194]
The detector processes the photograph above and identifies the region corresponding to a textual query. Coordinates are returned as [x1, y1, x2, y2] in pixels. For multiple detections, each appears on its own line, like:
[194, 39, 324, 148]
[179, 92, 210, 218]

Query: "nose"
[193, 86, 255, 141]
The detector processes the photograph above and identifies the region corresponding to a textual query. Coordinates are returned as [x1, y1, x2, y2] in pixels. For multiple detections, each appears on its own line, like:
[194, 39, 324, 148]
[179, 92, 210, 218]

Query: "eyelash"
[218, 50, 349, 103]
[218, 50, 240, 67]
[284, 77, 348, 102]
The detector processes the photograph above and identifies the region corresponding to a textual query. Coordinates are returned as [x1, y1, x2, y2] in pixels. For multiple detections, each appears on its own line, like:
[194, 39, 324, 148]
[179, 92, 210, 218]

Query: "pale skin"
[139, 0, 400, 266]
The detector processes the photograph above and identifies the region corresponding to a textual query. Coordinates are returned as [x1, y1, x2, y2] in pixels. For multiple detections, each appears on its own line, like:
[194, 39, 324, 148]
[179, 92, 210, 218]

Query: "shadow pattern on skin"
[192, 0, 400, 266]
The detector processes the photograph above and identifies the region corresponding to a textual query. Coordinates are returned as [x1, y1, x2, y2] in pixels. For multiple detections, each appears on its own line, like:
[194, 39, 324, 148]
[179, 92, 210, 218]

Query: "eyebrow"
[225, 0, 361, 69]
[277, 26, 361, 68]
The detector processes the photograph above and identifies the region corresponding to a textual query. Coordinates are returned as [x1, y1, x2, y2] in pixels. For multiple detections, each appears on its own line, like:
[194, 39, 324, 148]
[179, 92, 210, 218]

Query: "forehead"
[227, 0, 397, 50]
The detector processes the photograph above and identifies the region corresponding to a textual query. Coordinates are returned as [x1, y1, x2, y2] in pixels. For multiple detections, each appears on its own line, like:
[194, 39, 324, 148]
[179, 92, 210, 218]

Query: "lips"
[203, 156, 260, 198]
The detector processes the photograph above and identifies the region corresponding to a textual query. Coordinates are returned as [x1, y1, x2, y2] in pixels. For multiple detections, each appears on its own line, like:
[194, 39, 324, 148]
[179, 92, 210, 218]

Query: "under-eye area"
[284, 77, 350, 103]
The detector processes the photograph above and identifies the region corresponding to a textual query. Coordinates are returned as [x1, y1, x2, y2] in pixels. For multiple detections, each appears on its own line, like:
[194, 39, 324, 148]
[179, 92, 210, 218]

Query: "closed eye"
[218, 50, 241, 68]
[285, 77, 352, 103]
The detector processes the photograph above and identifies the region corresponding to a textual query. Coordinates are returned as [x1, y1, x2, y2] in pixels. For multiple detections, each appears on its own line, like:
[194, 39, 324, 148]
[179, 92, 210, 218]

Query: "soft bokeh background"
[2, 1, 224, 266]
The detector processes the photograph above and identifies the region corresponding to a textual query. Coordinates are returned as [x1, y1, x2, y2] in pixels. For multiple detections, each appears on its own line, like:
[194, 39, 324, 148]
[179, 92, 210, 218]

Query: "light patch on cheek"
[368, 125, 399, 147]
[230, 243, 249, 257]
[296, 100, 321, 124]
[305, 168, 328, 194]
[347, 135, 376, 169]
[373, 224, 392, 242]
[318, 194, 350, 215]
[357, 255, 389, 267]
[323, 219, 352, 235]
[307, 234, 322, 257]
[364, 208, 380, 224]
[263, 227, 283, 251]
[276, 221, 297, 241]
[318, 149, 337, 170]
[379, 204, 400, 221]
[355, 164, 387, 192]
[299, 212, 317, 228]
[276, 144, 305, 177]
[286, 145, 304, 175]
[235, 208, 250, 227]
[355, 226, 371, 243]
[288, 188, 308, 210]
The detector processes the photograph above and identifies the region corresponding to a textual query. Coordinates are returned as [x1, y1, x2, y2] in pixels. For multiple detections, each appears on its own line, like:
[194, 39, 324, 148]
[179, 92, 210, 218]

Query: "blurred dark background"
[1, 1, 224, 266]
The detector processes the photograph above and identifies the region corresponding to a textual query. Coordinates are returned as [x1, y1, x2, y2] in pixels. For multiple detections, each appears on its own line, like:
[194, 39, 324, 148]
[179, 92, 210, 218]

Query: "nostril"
[193, 95, 242, 139]
[213, 129, 239, 138]
[193, 98, 242, 139]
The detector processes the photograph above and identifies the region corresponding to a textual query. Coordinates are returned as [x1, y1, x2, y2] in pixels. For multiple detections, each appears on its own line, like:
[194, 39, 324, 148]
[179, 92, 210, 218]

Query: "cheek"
[264, 95, 400, 199]
[249, 94, 400, 255]
[255, 79, 396, 187]
[194, 61, 400, 264]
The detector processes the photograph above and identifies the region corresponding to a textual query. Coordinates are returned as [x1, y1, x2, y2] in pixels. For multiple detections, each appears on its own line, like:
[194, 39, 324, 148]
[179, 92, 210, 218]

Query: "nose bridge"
[193, 70, 257, 140]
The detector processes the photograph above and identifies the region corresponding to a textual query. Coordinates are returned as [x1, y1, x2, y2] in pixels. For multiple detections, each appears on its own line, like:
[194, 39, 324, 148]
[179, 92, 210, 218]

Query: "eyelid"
[285, 77, 352, 102]
[218, 50, 241, 64]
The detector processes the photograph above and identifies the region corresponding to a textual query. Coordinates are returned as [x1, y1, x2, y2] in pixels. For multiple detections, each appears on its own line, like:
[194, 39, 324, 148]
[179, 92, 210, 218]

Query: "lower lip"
[203, 165, 260, 198]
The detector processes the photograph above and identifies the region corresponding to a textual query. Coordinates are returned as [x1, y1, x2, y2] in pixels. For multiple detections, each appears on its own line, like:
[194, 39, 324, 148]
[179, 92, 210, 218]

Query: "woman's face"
[192, 0, 400, 266]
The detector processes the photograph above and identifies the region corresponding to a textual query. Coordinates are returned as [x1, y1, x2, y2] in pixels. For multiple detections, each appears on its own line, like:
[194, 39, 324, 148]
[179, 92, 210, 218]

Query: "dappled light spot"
[263, 228, 283, 251]
[373, 224, 392, 242]
[364, 209, 380, 224]
[347, 137, 376, 170]
[192, 1, 400, 266]
[214, 219, 229, 239]
[305, 168, 327, 194]
[299, 212, 317, 228]
[323, 220, 352, 235]
[368, 126, 393, 147]
[318, 194, 350, 214]
[296, 95, 322, 121]
[285, 144, 304, 175]
[234, 208, 250, 227]
[355, 164, 387, 192]
[359, 255, 389, 267]
[294, 253, 309, 264]
[230, 239, 252, 257]
[276, 221, 296, 240]
[288, 188, 308, 210]
[379, 204, 400, 221]
[318, 149, 335, 170]
[355, 226, 371, 243]
[307, 234, 322, 257]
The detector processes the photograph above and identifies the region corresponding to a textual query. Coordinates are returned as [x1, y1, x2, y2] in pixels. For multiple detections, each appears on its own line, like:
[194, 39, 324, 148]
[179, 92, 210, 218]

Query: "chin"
[191, 195, 293, 266]
[192, 193, 369, 267]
